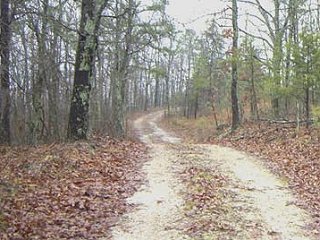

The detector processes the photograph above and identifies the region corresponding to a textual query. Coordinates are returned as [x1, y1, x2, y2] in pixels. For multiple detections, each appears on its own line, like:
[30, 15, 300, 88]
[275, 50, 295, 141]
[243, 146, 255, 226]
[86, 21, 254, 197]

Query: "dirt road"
[111, 111, 316, 240]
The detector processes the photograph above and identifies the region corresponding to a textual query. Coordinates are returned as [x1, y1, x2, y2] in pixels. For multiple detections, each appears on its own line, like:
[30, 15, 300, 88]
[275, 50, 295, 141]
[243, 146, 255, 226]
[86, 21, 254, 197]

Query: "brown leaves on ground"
[211, 123, 320, 233]
[160, 116, 216, 143]
[0, 136, 147, 239]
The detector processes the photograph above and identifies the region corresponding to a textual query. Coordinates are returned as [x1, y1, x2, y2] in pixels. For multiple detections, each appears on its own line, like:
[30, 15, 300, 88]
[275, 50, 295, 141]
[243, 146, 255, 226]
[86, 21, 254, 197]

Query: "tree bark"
[231, 0, 240, 130]
[111, 0, 135, 138]
[305, 86, 310, 128]
[31, 0, 49, 143]
[165, 38, 175, 116]
[271, 0, 286, 119]
[0, 0, 11, 144]
[249, 41, 259, 120]
[68, 0, 107, 140]
[154, 42, 161, 108]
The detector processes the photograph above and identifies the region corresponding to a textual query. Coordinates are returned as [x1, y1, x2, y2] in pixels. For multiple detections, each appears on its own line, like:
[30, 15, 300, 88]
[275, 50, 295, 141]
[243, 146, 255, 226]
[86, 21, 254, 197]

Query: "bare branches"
[239, 27, 273, 48]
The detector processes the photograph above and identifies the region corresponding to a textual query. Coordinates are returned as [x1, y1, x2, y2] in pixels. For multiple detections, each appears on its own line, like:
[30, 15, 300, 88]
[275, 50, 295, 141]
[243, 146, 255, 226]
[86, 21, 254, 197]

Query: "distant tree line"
[1, 0, 320, 145]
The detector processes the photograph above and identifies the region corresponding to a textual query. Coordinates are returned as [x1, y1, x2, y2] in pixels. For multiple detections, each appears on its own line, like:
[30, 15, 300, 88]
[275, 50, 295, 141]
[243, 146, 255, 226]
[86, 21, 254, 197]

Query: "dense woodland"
[2, 1, 320, 238]
[1, 0, 320, 145]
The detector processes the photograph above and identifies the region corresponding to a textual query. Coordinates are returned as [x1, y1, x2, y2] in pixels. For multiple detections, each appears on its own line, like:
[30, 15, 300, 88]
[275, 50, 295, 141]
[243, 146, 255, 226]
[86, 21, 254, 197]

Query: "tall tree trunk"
[305, 42, 311, 128]
[48, 0, 63, 141]
[184, 51, 192, 118]
[68, 0, 107, 140]
[154, 45, 161, 108]
[111, 0, 135, 138]
[165, 39, 175, 115]
[271, 0, 282, 118]
[31, 0, 49, 143]
[154, 76, 160, 107]
[249, 42, 259, 120]
[231, 0, 240, 130]
[305, 86, 310, 127]
[144, 78, 149, 111]
[111, 68, 126, 137]
[20, 25, 30, 143]
[0, 0, 11, 144]
[194, 93, 199, 119]
[165, 74, 170, 114]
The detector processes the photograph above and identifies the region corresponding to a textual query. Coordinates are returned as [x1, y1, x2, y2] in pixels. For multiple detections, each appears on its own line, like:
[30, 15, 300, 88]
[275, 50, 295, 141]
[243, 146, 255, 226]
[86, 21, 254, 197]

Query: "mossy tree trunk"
[68, 0, 107, 140]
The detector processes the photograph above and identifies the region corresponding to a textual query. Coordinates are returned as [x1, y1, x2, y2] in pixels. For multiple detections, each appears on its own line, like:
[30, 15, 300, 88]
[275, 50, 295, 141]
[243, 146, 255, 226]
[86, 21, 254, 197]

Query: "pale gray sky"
[166, 0, 227, 33]
[165, 0, 275, 34]
[140, 0, 275, 48]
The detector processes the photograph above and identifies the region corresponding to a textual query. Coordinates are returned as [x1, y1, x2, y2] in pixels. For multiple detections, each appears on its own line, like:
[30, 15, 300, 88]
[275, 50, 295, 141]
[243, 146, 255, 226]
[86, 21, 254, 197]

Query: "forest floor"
[0, 136, 147, 239]
[111, 111, 318, 240]
[1, 111, 319, 239]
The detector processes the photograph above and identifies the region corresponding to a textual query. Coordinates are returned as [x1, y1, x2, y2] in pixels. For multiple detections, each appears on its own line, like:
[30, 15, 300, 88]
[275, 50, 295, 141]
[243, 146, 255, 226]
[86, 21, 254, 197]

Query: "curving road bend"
[111, 111, 316, 240]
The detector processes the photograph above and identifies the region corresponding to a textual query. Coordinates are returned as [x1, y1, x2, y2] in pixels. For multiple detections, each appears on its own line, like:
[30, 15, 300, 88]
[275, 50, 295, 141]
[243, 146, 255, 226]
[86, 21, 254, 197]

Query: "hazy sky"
[139, 0, 275, 43]
[166, 0, 227, 33]
[165, 0, 274, 35]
